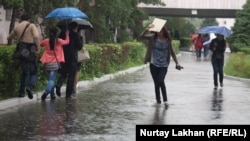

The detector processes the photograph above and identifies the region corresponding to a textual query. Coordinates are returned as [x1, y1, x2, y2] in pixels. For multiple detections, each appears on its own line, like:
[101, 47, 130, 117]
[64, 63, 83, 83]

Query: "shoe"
[51, 94, 56, 100]
[72, 88, 76, 94]
[220, 83, 223, 87]
[66, 95, 76, 99]
[41, 92, 47, 101]
[214, 86, 218, 89]
[26, 87, 33, 99]
[163, 101, 168, 107]
[154, 102, 161, 107]
[18, 93, 25, 98]
[71, 93, 76, 98]
[55, 86, 61, 97]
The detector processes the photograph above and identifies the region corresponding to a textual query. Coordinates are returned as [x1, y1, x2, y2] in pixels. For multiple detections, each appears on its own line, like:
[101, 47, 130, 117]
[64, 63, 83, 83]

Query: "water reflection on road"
[211, 89, 223, 120]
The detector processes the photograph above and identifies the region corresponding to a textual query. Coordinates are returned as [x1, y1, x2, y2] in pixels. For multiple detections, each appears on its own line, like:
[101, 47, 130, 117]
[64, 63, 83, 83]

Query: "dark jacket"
[209, 38, 226, 60]
[63, 30, 83, 65]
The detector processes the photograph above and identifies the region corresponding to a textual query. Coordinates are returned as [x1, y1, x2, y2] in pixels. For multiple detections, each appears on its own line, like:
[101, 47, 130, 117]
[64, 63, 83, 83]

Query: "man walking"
[55, 21, 83, 99]
[7, 14, 40, 99]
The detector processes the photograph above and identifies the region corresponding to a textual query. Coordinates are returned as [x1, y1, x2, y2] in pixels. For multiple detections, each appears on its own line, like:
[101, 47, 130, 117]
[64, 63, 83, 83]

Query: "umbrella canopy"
[57, 18, 93, 30]
[45, 7, 88, 19]
[197, 26, 231, 37]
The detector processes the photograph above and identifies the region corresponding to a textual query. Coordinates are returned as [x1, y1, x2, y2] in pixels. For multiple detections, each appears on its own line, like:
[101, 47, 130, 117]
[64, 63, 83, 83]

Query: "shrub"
[224, 52, 250, 78]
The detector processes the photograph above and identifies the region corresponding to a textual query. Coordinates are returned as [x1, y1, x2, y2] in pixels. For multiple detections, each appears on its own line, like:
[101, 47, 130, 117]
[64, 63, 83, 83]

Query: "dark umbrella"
[57, 18, 93, 30]
[45, 7, 88, 19]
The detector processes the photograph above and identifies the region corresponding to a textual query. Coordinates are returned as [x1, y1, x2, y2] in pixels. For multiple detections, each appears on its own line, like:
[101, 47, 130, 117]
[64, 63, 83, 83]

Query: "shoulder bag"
[12, 23, 37, 61]
[78, 48, 90, 62]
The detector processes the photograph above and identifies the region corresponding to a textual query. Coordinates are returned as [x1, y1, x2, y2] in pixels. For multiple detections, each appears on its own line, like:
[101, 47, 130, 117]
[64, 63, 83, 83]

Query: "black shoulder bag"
[12, 23, 32, 60]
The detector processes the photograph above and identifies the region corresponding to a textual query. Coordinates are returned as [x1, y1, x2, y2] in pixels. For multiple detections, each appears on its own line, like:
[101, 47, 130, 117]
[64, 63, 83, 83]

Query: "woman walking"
[40, 27, 69, 100]
[140, 23, 182, 107]
[194, 34, 203, 60]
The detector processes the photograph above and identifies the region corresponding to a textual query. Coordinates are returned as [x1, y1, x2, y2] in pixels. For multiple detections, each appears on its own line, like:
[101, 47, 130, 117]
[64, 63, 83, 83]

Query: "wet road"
[0, 52, 249, 141]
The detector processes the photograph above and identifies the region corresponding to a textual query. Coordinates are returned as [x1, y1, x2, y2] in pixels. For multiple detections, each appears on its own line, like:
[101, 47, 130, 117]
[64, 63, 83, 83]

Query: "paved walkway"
[0, 52, 249, 141]
[0, 51, 249, 113]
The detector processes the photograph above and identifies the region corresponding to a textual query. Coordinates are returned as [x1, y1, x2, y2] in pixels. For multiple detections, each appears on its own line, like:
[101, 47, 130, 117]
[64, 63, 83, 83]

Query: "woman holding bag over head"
[40, 27, 69, 100]
[140, 22, 182, 107]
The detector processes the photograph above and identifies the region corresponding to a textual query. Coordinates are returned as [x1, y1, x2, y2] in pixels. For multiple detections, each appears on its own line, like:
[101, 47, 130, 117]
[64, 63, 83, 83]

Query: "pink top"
[40, 32, 69, 63]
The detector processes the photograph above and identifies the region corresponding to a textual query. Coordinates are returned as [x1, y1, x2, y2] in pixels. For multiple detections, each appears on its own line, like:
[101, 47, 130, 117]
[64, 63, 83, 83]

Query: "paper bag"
[148, 18, 167, 32]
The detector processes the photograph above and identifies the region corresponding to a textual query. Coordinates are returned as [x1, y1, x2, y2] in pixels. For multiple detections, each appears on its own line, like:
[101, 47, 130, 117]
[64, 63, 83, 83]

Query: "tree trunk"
[7, 8, 17, 45]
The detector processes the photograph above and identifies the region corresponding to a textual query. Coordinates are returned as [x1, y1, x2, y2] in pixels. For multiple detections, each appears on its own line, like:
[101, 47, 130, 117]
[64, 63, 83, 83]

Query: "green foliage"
[172, 40, 180, 54]
[200, 18, 219, 27]
[239, 47, 250, 54]
[166, 17, 196, 39]
[186, 18, 203, 30]
[78, 0, 162, 43]
[2, 0, 184, 43]
[139, 0, 165, 5]
[0, 42, 147, 99]
[227, 0, 250, 53]
[0, 40, 180, 99]
[180, 38, 192, 48]
[80, 42, 146, 80]
[224, 52, 250, 78]
[0, 0, 24, 8]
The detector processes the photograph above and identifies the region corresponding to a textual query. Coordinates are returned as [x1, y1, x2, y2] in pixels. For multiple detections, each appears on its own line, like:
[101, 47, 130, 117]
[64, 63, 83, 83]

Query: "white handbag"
[78, 48, 90, 62]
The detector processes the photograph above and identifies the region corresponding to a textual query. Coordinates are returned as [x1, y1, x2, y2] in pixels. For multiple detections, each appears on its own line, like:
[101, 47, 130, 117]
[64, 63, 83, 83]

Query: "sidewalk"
[0, 64, 148, 111]
[0, 52, 250, 140]
[0, 51, 249, 111]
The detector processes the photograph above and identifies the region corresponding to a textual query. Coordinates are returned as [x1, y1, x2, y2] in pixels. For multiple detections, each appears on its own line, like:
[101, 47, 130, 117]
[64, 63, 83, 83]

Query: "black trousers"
[57, 63, 77, 97]
[212, 58, 224, 87]
[150, 64, 168, 103]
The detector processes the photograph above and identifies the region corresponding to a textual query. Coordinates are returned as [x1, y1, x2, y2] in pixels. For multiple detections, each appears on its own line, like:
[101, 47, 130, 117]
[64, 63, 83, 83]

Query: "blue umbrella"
[45, 7, 88, 19]
[197, 26, 231, 37]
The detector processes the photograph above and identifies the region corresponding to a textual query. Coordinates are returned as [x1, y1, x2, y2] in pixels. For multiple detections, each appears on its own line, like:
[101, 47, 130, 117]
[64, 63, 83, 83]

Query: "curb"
[224, 74, 250, 83]
[0, 65, 148, 111]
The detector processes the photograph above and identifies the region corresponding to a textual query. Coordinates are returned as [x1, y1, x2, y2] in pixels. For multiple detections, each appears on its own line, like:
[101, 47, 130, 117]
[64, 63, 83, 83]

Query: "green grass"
[224, 52, 250, 78]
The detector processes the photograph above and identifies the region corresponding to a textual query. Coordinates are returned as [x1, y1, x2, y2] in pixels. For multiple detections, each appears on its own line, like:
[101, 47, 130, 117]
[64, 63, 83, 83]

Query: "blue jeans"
[45, 70, 58, 95]
[196, 49, 202, 59]
[203, 47, 210, 58]
[212, 59, 224, 86]
[150, 64, 168, 103]
[19, 59, 37, 95]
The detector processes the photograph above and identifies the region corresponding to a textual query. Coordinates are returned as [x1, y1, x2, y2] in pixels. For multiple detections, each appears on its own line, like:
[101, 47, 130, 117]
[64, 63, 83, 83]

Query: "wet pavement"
[0, 52, 249, 141]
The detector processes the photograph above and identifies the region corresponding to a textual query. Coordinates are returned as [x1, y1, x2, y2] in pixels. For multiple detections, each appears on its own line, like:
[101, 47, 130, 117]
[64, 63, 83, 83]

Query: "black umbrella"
[57, 18, 93, 30]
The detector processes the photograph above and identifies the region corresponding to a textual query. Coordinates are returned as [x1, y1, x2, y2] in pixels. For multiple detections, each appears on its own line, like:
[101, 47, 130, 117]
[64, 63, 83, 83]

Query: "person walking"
[73, 31, 84, 95]
[40, 27, 69, 100]
[194, 34, 203, 60]
[140, 23, 182, 107]
[55, 21, 83, 99]
[7, 14, 40, 99]
[209, 34, 226, 89]
[73, 62, 82, 95]
[202, 34, 210, 60]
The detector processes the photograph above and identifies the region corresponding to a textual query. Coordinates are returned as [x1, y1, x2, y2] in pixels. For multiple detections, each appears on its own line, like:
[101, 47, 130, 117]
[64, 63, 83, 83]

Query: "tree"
[78, 0, 164, 43]
[200, 18, 218, 27]
[227, 0, 250, 52]
[2, 0, 166, 44]
[0, 0, 24, 45]
[166, 17, 196, 39]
